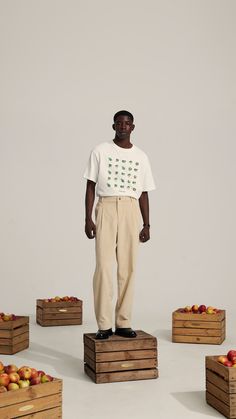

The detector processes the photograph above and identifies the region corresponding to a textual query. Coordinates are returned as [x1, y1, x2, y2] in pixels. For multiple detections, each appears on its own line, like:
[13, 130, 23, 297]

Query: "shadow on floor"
[14, 341, 90, 382]
[171, 391, 221, 417]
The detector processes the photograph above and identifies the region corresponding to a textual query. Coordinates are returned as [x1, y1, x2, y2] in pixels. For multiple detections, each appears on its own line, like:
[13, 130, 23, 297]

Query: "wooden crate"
[206, 355, 236, 418]
[84, 330, 158, 384]
[36, 299, 83, 327]
[0, 378, 62, 418]
[172, 309, 225, 344]
[0, 316, 29, 355]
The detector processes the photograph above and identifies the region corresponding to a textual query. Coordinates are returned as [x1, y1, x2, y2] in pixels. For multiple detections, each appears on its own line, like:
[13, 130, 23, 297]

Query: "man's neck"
[113, 137, 133, 149]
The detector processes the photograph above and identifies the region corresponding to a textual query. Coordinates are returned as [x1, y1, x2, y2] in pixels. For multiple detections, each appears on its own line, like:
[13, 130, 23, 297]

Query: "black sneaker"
[115, 328, 137, 338]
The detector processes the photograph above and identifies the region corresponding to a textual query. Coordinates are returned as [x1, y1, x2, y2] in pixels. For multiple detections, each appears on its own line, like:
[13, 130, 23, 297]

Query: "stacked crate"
[84, 330, 158, 384]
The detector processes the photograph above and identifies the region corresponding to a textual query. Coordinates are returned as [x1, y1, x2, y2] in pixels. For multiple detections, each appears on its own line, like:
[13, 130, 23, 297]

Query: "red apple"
[5, 364, 18, 374]
[0, 373, 10, 387]
[224, 360, 233, 367]
[192, 305, 199, 313]
[18, 380, 30, 388]
[8, 382, 19, 391]
[9, 372, 20, 383]
[37, 370, 45, 378]
[30, 376, 41, 385]
[30, 368, 39, 379]
[0, 385, 7, 393]
[18, 367, 32, 380]
[198, 305, 206, 313]
[41, 374, 53, 383]
[227, 350, 236, 362]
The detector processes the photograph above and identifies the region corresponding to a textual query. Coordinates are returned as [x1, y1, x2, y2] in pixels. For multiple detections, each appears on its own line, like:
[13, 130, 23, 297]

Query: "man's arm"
[138, 191, 150, 242]
[85, 180, 96, 239]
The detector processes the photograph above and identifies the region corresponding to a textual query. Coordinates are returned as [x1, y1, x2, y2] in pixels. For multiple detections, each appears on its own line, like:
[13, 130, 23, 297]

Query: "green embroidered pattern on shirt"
[107, 156, 139, 191]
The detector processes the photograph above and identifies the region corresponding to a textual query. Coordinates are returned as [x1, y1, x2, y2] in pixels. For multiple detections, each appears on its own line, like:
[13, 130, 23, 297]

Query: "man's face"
[113, 115, 134, 139]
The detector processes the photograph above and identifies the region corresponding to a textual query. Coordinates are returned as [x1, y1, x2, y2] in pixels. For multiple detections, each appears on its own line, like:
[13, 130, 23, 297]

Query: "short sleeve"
[141, 156, 156, 192]
[83, 149, 99, 183]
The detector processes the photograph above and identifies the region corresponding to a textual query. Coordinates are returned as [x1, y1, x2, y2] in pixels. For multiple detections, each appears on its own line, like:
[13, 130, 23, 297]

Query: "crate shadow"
[171, 391, 221, 417]
[14, 341, 90, 382]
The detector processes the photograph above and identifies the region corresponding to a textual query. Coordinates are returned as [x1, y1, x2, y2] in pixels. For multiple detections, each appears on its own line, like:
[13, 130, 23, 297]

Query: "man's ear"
[131, 124, 135, 131]
[112, 124, 115, 130]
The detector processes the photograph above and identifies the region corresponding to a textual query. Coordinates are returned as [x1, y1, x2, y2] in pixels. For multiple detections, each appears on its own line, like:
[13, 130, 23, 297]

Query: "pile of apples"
[44, 296, 79, 303]
[218, 350, 236, 368]
[0, 313, 17, 322]
[178, 305, 221, 314]
[0, 361, 53, 392]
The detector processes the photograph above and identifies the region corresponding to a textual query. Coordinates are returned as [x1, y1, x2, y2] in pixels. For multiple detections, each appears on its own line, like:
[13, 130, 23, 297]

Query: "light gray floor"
[2, 313, 234, 419]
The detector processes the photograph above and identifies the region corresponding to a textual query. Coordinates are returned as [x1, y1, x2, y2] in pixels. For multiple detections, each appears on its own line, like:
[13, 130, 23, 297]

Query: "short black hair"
[113, 110, 134, 122]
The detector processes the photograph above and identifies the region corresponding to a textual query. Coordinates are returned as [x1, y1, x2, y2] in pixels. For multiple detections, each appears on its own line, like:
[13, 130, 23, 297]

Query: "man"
[83, 110, 155, 339]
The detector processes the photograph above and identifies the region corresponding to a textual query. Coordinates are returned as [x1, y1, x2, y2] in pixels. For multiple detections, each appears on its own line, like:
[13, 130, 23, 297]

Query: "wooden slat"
[85, 354, 157, 373]
[173, 310, 225, 321]
[22, 406, 62, 418]
[42, 313, 82, 320]
[173, 319, 224, 329]
[12, 332, 29, 345]
[0, 379, 62, 408]
[36, 318, 82, 326]
[206, 369, 234, 393]
[37, 299, 82, 308]
[173, 327, 224, 336]
[84, 345, 157, 362]
[206, 381, 231, 405]
[84, 364, 158, 384]
[11, 339, 29, 354]
[13, 324, 29, 337]
[0, 393, 62, 418]
[172, 335, 224, 344]
[40, 306, 82, 314]
[84, 331, 157, 353]
[206, 391, 236, 418]
[0, 317, 29, 331]
[206, 356, 236, 381]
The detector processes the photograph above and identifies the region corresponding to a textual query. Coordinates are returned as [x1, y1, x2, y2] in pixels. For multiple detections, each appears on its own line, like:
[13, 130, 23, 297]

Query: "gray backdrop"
[1, 0, 235, 326]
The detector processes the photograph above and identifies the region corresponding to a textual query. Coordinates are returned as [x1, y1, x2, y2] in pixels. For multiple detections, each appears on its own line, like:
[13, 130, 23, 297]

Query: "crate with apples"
[0, 313, 29, 355]
[206, 351, 236, 418]
[172, 305, 225, 344]
[36, 296, 83, 327]
[84, 330, 158, 384]
[0, 361, 62, 418]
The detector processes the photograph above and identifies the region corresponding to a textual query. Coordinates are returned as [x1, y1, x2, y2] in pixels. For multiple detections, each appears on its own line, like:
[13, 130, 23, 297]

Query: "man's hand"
[85, 219, 96, 239]
[139, 226, 150, 243]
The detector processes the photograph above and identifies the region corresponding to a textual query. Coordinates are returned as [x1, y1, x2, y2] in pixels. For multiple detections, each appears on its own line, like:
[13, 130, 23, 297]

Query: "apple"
[30, 368, 39, 379]
[30, 376, 41, 385]
[18, 367, 32, 380]
[9, 372, 20, 383]
[0, 385, 7, 393]
[218, 355, 228, 364]
[3, 313, 13, 321]
[8, 382, 19, 391]
[37, 370, 45, 378]
[0, 361, 4, 373]
[227, 350, 236, 362]
[0, 373, 10, 387]
[41, 374, 53, 383]
[192, 305, 199, 313]
[206, 307, 214, 314]
[224, 360, 233, 367]
[5, 364, 18, 374]
[18, 380, 30, 388]
[184, 306, 192, 312]
[198, 305, 207, 313]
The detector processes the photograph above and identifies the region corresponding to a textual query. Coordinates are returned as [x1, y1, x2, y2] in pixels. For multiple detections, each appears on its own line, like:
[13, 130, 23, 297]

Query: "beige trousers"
[93, 196, 140, 330]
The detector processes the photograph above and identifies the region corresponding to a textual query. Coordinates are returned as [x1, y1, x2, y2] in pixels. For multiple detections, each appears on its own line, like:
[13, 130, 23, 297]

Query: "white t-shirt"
[83, 141, 155, 199]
